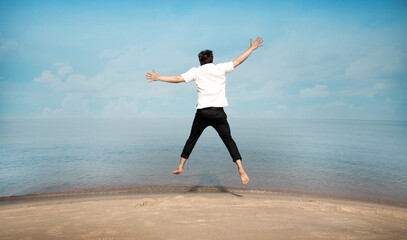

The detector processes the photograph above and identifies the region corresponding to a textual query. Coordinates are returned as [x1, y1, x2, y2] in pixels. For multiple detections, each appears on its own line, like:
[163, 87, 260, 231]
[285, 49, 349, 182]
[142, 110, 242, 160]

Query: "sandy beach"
[1, 187, 406, 240]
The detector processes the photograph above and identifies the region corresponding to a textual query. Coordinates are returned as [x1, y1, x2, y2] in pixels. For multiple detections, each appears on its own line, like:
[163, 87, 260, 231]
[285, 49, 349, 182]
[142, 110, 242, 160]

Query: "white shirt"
[181, 61, 234, 109]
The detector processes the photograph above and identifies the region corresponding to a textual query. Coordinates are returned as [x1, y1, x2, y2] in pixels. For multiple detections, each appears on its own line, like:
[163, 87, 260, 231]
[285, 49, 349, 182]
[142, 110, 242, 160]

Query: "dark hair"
[198, 50, 213, 66]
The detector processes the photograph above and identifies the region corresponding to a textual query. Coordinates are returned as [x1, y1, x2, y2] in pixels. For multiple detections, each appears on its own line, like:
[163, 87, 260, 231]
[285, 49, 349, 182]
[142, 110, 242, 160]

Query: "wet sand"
[1, 188, 406, 240]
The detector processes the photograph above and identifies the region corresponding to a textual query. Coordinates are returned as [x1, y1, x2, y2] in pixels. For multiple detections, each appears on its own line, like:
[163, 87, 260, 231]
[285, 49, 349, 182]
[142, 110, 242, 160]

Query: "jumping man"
[146, 37, 264, 184]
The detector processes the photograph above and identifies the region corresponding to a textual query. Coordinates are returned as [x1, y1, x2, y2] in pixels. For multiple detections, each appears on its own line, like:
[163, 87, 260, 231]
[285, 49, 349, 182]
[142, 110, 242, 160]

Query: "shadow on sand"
[183, 170, 242, 197]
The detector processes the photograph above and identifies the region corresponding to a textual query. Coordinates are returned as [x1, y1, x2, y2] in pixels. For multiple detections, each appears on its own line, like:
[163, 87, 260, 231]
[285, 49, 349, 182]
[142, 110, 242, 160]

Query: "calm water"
[1, 118, 406, 205]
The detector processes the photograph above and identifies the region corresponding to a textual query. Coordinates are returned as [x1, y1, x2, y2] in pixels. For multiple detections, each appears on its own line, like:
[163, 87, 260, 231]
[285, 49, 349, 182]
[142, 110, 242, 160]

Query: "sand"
[1, 188, 406, 240]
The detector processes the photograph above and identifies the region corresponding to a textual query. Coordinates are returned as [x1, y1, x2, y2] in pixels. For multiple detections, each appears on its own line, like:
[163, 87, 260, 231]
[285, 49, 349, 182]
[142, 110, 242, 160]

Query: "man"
[146, 37, 263, 185]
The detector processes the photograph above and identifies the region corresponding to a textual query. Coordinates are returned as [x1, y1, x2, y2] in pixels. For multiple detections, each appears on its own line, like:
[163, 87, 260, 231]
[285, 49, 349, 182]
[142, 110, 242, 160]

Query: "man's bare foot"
[173, 158, 187, 175]
[239, 170, 249, 184]
[172, 168, 183, 175]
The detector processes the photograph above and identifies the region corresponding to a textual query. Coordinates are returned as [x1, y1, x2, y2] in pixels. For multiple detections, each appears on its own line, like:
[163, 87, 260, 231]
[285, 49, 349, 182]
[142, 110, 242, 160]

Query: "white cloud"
[232, 21, 406, 109]
[373, 82, 387, 91]
[101, 97, 138, 118]
[40, 94, 89, 118]
[278, 105, 287, 110]
[243, 109, 280, 118]
[103, 46, 155, 73]
[261, 109, 280, 118]
[53, 62, 65, 67]
[32, 44, 187, 118]
[84, 70, 125, 95]
[229, 80, 283, 101]
[338, 82, 388, 98]
[300, 85, 330, 98]
[34, 63, 122, 94]
[61, 74, 88, 91]
[98, 48, 123, 59]
[57, 65, 73, 77]
[0, 33, 18, 60]
[325, 100, 358, 109]
[33, 70, 62, 87]
[42, 107, 67, 118]
[345, 47, 407, 80]
[33, 47, 153, 118]
[33, 63, 74, 88]
[296, 100, 361, 119]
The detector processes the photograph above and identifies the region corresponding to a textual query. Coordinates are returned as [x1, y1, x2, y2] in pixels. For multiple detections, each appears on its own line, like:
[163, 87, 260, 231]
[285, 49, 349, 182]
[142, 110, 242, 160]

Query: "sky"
[0, 0, 406, 120]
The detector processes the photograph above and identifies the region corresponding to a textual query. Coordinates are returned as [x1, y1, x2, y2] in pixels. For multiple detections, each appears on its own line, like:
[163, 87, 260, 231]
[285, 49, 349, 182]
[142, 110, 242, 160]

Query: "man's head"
[198, 50, 213, 66]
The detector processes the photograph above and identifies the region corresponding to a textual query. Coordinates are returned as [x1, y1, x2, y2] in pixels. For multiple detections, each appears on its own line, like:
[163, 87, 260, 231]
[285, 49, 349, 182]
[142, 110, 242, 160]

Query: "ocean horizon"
[1, 118, 406, 206]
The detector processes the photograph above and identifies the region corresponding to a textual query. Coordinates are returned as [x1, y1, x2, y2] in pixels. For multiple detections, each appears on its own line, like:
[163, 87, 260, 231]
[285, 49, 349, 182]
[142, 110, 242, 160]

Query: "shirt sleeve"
[216, 61, 234, 74]
[181, 67, 196, 83]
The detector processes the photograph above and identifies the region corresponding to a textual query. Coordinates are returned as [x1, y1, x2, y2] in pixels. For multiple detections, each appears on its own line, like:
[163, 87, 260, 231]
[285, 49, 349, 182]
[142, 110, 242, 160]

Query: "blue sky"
[0, 0, 406, 120]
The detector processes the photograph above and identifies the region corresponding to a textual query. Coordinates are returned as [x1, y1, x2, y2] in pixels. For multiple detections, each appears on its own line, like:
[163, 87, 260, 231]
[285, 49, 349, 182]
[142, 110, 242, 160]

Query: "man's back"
[181, 62, 234, 109]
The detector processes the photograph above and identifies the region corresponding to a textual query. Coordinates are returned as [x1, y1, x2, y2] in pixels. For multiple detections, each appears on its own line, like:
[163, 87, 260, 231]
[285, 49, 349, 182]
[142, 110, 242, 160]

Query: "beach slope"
[1, 192, 406, 240]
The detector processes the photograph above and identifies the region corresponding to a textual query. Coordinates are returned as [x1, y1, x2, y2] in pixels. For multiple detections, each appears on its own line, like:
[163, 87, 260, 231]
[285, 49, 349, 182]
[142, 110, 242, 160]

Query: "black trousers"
[181, 107, 242, 162]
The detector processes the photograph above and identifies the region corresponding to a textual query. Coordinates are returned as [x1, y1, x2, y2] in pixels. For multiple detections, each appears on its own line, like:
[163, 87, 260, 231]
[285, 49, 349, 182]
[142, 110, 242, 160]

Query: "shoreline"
[1, 184, 406, 208]
[1, 189, 406, 239]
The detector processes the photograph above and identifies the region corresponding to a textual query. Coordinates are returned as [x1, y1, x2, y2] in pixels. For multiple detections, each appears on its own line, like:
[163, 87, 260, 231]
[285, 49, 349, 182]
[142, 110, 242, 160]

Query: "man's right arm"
[145, 69, 184, 83]
[232, 37, 264, 68]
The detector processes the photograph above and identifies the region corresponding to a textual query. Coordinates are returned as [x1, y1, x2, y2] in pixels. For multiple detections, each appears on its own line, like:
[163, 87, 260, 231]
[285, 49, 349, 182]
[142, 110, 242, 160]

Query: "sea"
[1, 118, 406, 206]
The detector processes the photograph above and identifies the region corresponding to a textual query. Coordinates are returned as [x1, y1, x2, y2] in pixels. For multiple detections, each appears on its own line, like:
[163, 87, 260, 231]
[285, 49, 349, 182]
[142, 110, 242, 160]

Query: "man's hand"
[233, 36, 264, 68]
[250, 37, 264, 50]
[145, 69, 158, 83]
